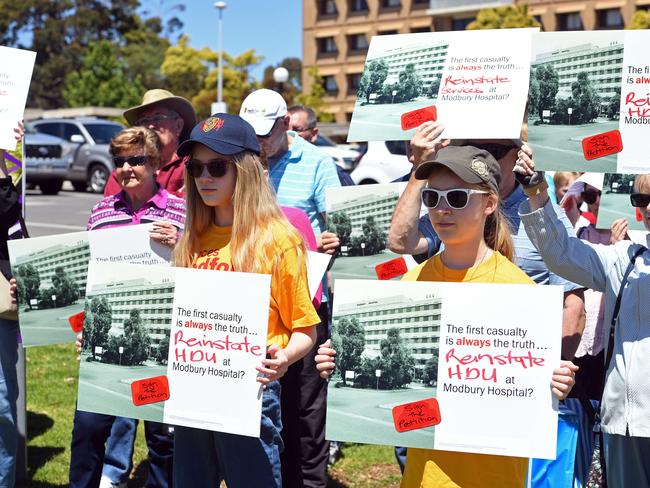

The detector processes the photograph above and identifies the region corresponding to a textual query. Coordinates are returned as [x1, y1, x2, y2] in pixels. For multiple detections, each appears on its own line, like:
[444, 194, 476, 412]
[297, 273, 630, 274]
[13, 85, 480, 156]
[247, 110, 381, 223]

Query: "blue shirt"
[268, 131, 341, 235]
[418, 183, 582, 291]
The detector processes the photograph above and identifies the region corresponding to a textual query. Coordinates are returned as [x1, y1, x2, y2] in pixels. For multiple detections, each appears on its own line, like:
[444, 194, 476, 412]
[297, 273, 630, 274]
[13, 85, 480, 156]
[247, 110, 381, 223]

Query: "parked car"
[313, 134, 360, 172]
[24, 129, 77, 195]
[350, 141, 412, 184]
[31, 117, 124, 193]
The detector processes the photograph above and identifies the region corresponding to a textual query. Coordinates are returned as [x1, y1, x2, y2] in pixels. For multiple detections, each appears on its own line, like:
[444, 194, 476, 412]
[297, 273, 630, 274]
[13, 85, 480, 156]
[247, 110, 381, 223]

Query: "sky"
[176, 0, 303, 80]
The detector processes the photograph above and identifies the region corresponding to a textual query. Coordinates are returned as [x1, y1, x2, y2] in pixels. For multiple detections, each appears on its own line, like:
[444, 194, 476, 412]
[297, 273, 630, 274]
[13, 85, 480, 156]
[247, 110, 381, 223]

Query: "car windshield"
[84, 123, 123, 144]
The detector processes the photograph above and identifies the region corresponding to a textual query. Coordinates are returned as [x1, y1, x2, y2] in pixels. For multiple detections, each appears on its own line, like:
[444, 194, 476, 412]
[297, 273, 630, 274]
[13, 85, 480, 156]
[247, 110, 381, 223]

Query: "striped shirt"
[87, 185, 186, 231]
[268, 131, 341, 235]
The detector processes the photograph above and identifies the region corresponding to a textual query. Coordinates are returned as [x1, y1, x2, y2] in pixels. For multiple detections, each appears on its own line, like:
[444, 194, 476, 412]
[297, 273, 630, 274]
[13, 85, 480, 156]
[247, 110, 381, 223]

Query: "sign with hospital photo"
[77, 261, 271, 437]
[8, 224, 172, 347]
[326, 279, 563, 460]
[528, 30, 650, 173]
[596, 173, 648, 232]
[346, 28, 535, 142]
[325, 183, 424, 282]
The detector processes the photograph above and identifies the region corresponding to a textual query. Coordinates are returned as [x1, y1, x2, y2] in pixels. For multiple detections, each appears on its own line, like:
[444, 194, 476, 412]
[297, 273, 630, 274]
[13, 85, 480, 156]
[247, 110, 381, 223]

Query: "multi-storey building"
[14, 240, 90, 295]
[336, 293, 442, 370]
[88, 277, 175, 351]
[303, 0, 649, 126]
[330, 188, 399, 236]
[366, 40, 448, 87]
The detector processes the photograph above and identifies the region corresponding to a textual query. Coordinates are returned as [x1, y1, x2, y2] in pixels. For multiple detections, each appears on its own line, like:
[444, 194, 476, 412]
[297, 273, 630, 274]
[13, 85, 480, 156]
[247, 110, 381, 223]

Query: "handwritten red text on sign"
[131, 376, 170, 406]
[392, 398, 441, 433]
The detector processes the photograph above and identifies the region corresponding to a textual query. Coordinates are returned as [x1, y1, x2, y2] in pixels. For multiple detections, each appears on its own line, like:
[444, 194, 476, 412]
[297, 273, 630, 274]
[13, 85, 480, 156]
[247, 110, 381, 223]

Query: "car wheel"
[88, 164, 109, 193]
[72, 181, 87, 192]
[40, 180, 63, 195]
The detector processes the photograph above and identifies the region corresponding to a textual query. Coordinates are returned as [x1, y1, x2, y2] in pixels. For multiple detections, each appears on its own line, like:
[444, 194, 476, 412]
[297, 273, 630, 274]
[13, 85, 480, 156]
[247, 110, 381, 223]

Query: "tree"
[378, 328, 415, 389]
[332, 317, 365, 386]
[160, 35, 208, 101]
[103, 334, 128, 364]
[570, 72, 601, 124]
[535, 64, 559, 120]
[329, 211, 352, 248]
[394, 64, 422, 103]
[14, 264, 40, 310]
[122, 16, 171, 90]
[528, 69, 540, 118]
[607, 87, 621, 120]
[467, 5, 540, 30]
[50, 266, 79, 307]
[629, 10, 650, 29]
[154, 334, 170, 365]
[38, 288, 56, 309]
[122, 309, 151, 365]
[261, 57, 302, 108]
[295, 66, 335, 123]
[428, 75, 441, 98]
[361, 216, 387, 255]
[85, 297, 113, 360]
[357, 60, 389, 104]
[421, 355, 438, 387]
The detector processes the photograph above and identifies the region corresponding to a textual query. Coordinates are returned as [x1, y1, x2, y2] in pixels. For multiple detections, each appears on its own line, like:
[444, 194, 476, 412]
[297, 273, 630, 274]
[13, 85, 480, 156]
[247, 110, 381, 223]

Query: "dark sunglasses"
[470, 143, 517, 161]
[581, 189, 601, 205]
[630, 192, 650, 208]
[421, 188, 489, 210]
[185, 159, 230, 178]
[113, 155, 149, 168]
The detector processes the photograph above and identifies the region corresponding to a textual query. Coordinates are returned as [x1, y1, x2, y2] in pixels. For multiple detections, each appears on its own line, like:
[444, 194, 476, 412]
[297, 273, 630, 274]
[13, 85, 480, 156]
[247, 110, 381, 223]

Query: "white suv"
[350, 141, 412, 185]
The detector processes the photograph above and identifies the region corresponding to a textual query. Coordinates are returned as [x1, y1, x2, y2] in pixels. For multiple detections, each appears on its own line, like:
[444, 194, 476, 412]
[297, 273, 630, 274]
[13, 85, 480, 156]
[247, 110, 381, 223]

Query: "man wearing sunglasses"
[104, 89, 197, 198]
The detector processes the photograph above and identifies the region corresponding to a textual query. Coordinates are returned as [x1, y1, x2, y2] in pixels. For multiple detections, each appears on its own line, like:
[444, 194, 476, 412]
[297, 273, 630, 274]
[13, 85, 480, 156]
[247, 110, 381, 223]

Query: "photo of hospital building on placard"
[329, 188, 399, 237]
[88, 278, 175, 349]
[335, 294, 442, 372]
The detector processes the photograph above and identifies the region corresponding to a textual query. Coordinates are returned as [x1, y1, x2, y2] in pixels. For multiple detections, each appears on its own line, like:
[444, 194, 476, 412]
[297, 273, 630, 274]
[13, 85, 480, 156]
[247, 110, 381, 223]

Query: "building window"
[412, 0, 428, 9]
[347, 73, 362, 94]
[317, 36, 337, 56]
[318, 0, 338, 16]
[349, 0, 368, 13]
[533, 15, 544, 30]
[347, 33, 369, 53]
[557, 12, 583, 30]
[410, 26, 430, 33]
[452, 17, 474, 30]
[322, 75, 338, 95]
[597, 8, 624, 29]
[380, 0, 400, 8]
[378, 29, 399, 35]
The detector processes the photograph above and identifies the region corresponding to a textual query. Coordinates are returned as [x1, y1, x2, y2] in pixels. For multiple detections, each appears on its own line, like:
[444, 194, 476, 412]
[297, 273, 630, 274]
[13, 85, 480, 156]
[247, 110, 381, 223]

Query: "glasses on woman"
[581, 189, 601, 205]
[113, 155, 149, 168]
[421, 188, 489, 210]
[185, 159, 231, 178]
[630, 192, 650, 208]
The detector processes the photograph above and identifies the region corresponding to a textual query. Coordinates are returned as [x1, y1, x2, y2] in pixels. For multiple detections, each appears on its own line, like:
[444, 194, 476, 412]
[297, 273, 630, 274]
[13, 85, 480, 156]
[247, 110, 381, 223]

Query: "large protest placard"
[529, 30, 650, 174]
[8, 224, 172, 346]
[596, 173, 647, 232]
[326, 183, 422, 281]
[326, 279, 562, 459]
[347, 28, 535, 142]
[0, 46, 36, 151]
[77, 261, 271, 437]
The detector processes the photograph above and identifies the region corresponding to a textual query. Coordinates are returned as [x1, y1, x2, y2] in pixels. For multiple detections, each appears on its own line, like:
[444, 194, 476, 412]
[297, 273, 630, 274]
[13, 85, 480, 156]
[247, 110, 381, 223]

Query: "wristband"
[523, 179, 549, 197]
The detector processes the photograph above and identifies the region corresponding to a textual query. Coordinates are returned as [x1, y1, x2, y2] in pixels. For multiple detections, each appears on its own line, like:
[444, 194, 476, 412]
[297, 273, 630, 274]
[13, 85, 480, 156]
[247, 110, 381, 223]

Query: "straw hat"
[123, 89, 197, 142]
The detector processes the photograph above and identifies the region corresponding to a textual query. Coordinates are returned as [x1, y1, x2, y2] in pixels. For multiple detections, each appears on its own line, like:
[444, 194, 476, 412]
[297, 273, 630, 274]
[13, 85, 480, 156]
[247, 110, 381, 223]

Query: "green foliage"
[121, 309, 152, 365]
[570, 72, 601, 124]
[51, 266, 79, 307]
[332, 317, 365, 386]
[261, 57, 302, 107]
[607, 87, 621, 120]
[154, 334, 170, 365]
[629, 10, 650, 29]
[467, 5, 540, 30]
[295, 66, 335, 123]
[428, 75, 441, 98]
[377, 328, 415, 389]
[103, 334, 128, 364]
[394, 64, 422, 103]
[535, 64, 559, 119]
[347, 216, 387, 256]
[15, 263, 40, 310]
[122, 16, 171, 89]
[528, 69, 540, 117]
[357, 60, 389, 104]
[37, 287, 56, 309]
[329, 211, 353, 248]
[84, 296, 113, 360]
[421, 355, 438, 387]
[160, 35, 208, 101]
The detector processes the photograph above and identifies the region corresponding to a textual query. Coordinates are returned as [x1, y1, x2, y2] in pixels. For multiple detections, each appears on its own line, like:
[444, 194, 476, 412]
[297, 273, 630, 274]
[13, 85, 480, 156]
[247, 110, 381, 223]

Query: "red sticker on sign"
[131, 376, 170, 406]
[68, 311, 85, 333]
[392, 398, 441, 433]
[375, 256, 409, 280]
[582, 130, 623, 161]
[401, 106, 437, 131]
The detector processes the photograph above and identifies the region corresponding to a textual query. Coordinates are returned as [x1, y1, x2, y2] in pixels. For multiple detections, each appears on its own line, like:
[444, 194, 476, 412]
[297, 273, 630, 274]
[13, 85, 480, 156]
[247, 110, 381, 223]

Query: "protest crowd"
[1, 31, 650, 488]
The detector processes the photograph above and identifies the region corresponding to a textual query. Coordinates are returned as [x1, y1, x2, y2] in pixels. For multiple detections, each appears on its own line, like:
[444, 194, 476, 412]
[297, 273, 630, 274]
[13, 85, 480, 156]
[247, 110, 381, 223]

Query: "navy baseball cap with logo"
[176, 113, 260, 157]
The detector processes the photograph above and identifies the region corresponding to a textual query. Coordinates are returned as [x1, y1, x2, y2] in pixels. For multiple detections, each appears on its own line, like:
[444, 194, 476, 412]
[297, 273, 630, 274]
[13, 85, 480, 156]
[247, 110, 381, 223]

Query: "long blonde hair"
[480, 182, 514, 262]
[174, 150, 307, 273]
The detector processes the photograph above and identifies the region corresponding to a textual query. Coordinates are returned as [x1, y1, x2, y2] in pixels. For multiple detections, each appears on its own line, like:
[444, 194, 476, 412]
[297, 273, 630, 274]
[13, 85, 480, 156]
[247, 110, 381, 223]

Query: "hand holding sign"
[408, 121, 449, 168]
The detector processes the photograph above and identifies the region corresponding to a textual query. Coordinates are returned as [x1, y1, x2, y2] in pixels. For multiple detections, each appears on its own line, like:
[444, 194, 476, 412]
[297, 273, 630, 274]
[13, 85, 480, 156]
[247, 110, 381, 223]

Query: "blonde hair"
[634, 174, 650, 193]
[553, 171, 580, 190]
[174, 150, 307, 273]
[110, 127, 163, 170]
[480, 182, 515, 262]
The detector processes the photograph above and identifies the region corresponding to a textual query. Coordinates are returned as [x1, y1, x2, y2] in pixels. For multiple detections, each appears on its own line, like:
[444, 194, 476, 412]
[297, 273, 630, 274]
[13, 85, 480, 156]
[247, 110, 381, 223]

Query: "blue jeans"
[102, 416, 137, 483]
[173, 380, 283, 488]
[0, 320, 18, 488]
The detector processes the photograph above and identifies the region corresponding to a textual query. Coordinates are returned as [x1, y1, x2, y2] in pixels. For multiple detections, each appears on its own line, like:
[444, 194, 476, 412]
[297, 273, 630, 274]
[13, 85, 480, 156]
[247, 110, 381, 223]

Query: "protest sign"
[306, 251, 331, 300]
[77, 261, 270, 437]
[0, 46, 36, 151]
[8, 224, 172, 346]
[347, 28, 534, 142]
[326, 183, 423, 282]
[529, 30, 650, 173]
[326, 279, 562, 459]
[596, 173, 647, 232]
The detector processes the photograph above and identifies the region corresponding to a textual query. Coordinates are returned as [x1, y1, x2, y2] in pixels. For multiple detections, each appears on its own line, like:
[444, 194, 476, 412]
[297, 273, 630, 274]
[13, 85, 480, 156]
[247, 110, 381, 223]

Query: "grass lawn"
[21, 344, 402, 487]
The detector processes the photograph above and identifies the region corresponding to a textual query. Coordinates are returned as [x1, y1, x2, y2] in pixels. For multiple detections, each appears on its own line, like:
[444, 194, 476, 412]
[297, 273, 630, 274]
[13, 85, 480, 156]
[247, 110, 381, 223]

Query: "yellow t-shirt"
[401, 251, 535, 488]
[191, 223, 320, 348]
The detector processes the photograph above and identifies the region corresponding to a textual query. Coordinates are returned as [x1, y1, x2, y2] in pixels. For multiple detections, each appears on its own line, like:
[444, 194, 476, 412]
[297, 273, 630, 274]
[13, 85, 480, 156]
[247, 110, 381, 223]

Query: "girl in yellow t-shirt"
[171, 113, 319, 488]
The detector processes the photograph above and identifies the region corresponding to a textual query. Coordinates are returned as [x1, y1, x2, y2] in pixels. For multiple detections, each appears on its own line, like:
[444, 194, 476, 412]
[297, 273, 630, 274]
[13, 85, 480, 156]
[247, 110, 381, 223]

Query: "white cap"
[239, 89, 288, 136]
[560, 172, 604, 205]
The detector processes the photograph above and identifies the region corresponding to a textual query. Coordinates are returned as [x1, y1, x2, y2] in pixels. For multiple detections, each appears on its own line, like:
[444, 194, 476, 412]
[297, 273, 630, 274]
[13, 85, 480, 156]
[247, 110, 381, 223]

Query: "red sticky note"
[375, 256, 409, 280]
[401, 106, 437, 131]
[636, 207, 644, 222]
[68, 311, 85, 333]
[131, 376, 170, 406]
[392, 398, 441, 433]
[582, 130, 623, 161]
